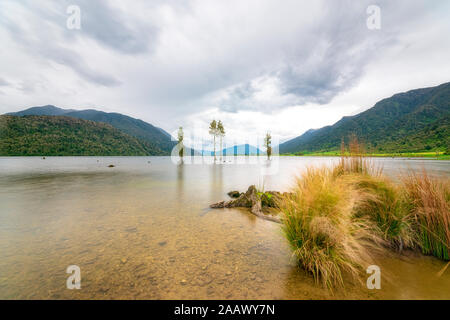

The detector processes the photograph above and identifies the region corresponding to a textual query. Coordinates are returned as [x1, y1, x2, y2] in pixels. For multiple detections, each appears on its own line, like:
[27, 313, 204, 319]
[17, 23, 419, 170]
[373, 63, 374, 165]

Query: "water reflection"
[176, 162, 185, 202]
[0, 156, 449, 299]
[210, 163, 224, 197]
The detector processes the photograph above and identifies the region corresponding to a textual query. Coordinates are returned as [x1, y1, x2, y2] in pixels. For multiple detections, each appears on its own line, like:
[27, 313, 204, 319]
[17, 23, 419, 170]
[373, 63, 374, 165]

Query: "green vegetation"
[209, 120, 218, 161]
[218, 120, 225, 161]
[351, 174, 414, 249]
[264, 132, 272, 160]
[283, 151, 450, 159]
[7, 105, 175, 154]
[403, 170, 450, 260]
[209, 119, 226, 161]
[280, 82, 450, 155]
[278, 138, 449, 289]
[0, 115, 162, 156]
[177, 126, 184, 159]
[279, 166, 378, 288]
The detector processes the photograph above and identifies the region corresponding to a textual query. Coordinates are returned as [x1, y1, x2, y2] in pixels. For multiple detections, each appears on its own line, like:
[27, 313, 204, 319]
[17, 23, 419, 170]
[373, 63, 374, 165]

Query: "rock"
[227, 190, 241, 198]
[210, 201, 225, 208]
[180, 279, 187, 285]
[210, 185, 285, 223]
[121, 258, 128, 264]
[210, 186, 255, 209]
[260, 191, 281, 208]
[158, 241, 167, 247]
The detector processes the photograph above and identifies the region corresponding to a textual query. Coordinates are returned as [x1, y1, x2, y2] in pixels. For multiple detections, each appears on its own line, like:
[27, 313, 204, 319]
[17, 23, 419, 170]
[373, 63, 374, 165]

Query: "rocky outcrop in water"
[210, 185, 285, 223]
[227, 190, 241, 198]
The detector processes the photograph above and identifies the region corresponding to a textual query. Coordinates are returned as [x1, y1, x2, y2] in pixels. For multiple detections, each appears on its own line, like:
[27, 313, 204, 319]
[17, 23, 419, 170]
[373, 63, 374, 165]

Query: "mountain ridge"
[0, 115, 160, 156]
[280, 82, 450, 154]
[6, 105, 176, 155]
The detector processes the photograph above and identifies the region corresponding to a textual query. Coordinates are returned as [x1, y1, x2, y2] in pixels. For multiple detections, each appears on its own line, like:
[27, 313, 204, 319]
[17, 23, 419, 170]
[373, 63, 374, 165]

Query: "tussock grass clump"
[333, 135, 381, 177]
[279, 167, 378, 288]
[279, 136, 449, 289]
[402, 170, 450, 260]
[351, 174, 415, 250]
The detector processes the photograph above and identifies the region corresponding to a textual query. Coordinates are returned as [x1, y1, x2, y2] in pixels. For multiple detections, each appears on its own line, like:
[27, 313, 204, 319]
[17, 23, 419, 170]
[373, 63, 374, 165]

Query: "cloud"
[0, 78, 10, 87]
[0, 0, 449, 142]
[0, 0, 138, 86]
[58, 0, 158, 54]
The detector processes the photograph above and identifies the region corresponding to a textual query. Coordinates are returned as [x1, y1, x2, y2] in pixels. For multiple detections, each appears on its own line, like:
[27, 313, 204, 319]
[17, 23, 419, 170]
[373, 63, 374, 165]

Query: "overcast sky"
[0, 0, 449, 145]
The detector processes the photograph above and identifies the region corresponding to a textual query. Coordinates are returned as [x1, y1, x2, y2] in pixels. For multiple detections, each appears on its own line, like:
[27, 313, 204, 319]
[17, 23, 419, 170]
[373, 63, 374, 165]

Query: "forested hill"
[0, 115, 163, 156]
[7, 105, 176, 154]
[280, 82, 450, 154]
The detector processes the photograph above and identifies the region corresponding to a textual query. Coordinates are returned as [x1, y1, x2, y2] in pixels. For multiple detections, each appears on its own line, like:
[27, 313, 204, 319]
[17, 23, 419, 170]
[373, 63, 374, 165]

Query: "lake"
[0, 156, 449, 299]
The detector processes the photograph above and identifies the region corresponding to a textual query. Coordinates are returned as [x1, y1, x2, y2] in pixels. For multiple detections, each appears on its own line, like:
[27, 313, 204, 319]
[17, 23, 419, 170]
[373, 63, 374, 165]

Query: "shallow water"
[0, 156, 449, 299]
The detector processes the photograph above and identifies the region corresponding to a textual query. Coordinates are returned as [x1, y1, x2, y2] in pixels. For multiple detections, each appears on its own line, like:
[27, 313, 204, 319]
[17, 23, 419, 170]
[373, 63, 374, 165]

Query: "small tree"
[177, 126, 184, 160]
[209, 120, 218, 161]
[217, 120, 225, 160]
[265, 132, 272, 160]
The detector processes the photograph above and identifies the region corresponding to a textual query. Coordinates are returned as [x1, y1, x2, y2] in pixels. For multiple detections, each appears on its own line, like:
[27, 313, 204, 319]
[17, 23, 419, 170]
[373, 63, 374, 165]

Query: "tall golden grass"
[279, 137, 450, 288]
[350, 174, 415, 250]
[402, 169, 450, 260]
[280, 167, 382, 288]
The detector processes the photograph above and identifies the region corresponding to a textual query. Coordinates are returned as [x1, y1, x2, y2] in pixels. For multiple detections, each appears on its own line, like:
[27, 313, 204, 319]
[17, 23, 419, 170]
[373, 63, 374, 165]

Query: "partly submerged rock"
[227, 190, 241, 198]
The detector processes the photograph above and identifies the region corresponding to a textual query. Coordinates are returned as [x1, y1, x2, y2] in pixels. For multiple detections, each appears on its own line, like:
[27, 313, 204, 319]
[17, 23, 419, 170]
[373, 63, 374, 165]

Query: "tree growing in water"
[265, 132, 272, 160]
[209, 120, 218, 161]
[177, 126, 184, 160]
[217, 120, 225, 161]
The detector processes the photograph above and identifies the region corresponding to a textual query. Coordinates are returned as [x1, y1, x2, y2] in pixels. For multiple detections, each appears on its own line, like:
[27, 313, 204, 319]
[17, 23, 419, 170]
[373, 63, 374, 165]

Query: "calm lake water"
[0, 156, 449, 299]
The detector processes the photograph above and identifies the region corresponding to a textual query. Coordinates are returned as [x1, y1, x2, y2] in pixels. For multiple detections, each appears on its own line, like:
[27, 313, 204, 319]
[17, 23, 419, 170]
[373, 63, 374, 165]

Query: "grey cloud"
[37, 45, 121, 87]
[0, 2, 120, 87]
[60, 0, 158, 54]
[10, 0, 158, 55]
[0, 78, 10, 86]
[217, 1, 397, 112]
[0, 0, 447, 128]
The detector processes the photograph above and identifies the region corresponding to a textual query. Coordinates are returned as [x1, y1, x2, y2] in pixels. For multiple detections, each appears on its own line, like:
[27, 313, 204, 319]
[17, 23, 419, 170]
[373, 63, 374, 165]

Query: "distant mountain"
[223, 144, 265, 155]
[7, 105, 176, 155]
[7, 105, 77, 116]
[199, 144, 264, 156]
[0, 115, 160, 156]
[280, 82, 450, 154]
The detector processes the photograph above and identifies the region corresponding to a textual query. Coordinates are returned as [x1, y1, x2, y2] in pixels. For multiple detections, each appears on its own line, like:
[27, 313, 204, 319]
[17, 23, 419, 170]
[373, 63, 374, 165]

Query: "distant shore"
[281, 151, 450, 160]
[1, 153, 449, 160]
